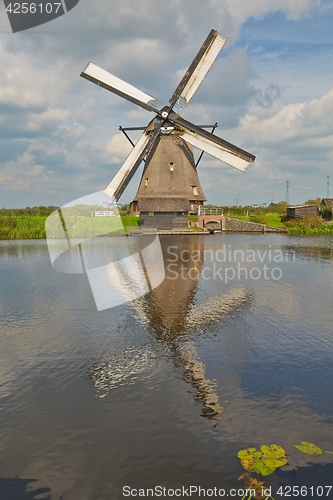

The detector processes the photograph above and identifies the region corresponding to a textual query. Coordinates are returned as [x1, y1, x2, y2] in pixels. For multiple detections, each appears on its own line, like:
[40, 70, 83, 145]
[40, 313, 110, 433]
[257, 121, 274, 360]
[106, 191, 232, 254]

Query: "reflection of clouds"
[0, 359, 12, 401]
[214, 389, 333, 470]
[186, 287, 251, 328]
[255, 282, 301, 317]
[88, 345, 156, 397]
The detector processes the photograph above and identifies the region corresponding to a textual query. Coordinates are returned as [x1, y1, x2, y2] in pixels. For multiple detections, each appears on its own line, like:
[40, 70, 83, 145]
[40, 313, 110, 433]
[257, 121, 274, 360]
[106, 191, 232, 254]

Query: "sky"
[0, 0, 333, 208]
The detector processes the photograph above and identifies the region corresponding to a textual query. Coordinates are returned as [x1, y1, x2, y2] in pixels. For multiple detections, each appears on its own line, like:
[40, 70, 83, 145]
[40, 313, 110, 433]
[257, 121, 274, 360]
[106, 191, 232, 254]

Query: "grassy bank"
[0, 214, 140, 240]
[285, 222, 333, 235]
[1, 209, 333, 239]
[227, 213, 333, 234]
[0, 215, 47, 240]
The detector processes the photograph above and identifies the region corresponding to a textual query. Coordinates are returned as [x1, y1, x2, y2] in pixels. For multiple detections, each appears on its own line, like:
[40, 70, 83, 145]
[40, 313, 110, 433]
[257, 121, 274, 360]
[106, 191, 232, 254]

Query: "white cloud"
[223, 0, 319, 24]
[0, 0, 332, 206]
[105, 133, 132, 163]
[240, 88, 333, 153]
[26, 164, 44, 177]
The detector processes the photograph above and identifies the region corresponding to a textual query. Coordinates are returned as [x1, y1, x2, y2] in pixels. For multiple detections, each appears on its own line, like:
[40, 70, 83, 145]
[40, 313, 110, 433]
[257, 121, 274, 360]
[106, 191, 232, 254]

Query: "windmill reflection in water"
[89, 237, 253, 420]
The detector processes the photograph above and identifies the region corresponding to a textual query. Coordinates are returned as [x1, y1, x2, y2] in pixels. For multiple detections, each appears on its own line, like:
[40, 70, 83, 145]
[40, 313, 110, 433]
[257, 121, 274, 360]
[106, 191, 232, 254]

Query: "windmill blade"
[81, 62, 158, 113]
[104, 122, 162, 201]
[169, 30, 227, 108]
[170, 114, 255, 171]
[104, 131, 151, 201]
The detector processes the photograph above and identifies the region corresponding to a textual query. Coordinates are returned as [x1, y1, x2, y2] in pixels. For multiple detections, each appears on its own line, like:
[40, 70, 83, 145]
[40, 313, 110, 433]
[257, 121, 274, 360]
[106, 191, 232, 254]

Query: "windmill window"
[192, 186, 198, 195]
[145, 178, 149, 186]
[169, 162, 174, 171]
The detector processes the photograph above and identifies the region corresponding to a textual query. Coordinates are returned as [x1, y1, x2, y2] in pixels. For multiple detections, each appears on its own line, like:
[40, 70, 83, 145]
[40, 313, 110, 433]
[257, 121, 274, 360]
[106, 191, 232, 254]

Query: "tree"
[304, 197, 321, 205]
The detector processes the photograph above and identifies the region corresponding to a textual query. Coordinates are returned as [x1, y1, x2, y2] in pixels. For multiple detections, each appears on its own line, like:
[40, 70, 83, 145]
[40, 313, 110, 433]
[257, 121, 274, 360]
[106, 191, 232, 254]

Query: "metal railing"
[198, 207, 224, 215]
[94, 211, 115, 217]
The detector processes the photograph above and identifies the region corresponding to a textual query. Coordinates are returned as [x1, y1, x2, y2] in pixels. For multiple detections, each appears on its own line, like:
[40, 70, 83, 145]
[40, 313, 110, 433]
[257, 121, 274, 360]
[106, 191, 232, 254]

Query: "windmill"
[81, 29, 256, 229]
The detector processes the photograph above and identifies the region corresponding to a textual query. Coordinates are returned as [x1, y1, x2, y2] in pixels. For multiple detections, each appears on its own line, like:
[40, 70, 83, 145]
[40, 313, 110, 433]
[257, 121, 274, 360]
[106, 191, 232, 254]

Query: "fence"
[198, 207, 224, 215]
[94, 211, 115, 217]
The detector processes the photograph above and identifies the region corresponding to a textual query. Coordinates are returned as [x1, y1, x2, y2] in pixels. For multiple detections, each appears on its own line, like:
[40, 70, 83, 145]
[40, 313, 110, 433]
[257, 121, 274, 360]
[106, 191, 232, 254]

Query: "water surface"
[0, 235, 333, 499]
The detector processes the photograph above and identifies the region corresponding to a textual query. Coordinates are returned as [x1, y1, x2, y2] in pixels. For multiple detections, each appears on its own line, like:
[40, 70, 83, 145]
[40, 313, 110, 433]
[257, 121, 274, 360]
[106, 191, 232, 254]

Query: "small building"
[321, 198, 333, 220]
[139, 197, 189, 230]
[286, 204, 318, 221]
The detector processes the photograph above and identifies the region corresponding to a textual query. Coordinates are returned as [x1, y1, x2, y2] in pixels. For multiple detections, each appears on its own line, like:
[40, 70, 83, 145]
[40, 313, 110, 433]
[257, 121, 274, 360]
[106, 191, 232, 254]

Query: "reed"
[0, 216, 47, 240]
[286, 223, 333, 235]
[0, 215, 140, 240]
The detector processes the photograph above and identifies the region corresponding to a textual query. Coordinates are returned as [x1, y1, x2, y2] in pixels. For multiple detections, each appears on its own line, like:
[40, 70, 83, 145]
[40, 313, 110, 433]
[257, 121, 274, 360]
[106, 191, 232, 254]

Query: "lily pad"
[252, 460, 276, 476]
[262, 457, 287, 468]
[240, 458, 256, 472]
[261, 444, 286, 459]
[293, 442, 323, 455]
[238, 448, 260, 460]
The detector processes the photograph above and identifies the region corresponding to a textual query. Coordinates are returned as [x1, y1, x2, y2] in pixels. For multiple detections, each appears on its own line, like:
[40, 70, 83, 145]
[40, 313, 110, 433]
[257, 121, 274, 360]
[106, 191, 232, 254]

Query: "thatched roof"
[139, 197, 189, 212]
[133, 135, 206, 203]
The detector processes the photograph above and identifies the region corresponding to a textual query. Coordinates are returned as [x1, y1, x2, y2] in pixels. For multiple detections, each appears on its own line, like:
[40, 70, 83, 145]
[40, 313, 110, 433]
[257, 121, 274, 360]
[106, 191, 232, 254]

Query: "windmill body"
[131, 134, 206, 229]
[81, 30, 256, 229]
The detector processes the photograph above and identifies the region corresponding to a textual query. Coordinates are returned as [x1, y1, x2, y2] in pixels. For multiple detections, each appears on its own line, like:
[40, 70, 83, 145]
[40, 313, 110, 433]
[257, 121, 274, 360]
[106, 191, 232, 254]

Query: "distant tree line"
[0, 206, 57, 216]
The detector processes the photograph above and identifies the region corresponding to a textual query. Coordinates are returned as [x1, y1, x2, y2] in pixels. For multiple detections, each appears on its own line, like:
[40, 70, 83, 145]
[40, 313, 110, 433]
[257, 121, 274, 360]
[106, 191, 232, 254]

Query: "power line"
[327, 176, 330, 198]
[286, 181, 289, 204]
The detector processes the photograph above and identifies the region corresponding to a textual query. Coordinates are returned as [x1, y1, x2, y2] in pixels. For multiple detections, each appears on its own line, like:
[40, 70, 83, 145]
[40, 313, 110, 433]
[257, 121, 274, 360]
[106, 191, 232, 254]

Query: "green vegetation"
[206, 202, 333, 233]
[237, 441, 333, 500]
[227, 214, 284, 228]
[0, 206, 56, 217]
[119, 215, 140, 231]
[0, 215, 47, 240]
[238, 444, 287, 477]
[205, 202, 287, 229]
[0, 206, 140, 240]
[293, 441, 333, 455]
[284, 216, 333, 235]
[205, 201, 288, 217]
[119, 203, 130, 215]
[2, 200, 333, 238]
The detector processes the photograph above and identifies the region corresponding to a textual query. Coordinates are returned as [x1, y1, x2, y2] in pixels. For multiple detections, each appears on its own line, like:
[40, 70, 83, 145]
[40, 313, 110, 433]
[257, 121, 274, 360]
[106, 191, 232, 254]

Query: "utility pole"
[286, 181, 289, 204]
[327, 176, 330, 198]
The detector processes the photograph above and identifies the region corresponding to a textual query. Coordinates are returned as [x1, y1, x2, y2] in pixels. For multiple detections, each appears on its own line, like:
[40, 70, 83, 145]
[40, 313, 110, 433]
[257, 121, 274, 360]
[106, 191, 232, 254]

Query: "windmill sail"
[81, 28, 256, 213]
[104, 131, 151, 200]
[169, 29, 227, 108]
[81, 62, 158, 112]
[171, 114, 255, 171]
[181, 129, 253, 172]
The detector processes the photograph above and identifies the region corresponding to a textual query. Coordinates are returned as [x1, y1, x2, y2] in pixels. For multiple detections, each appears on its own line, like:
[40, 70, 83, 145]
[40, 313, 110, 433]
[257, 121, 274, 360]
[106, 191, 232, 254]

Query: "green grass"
[227, 214, 284, 228]
[2, 211, 332, 239]
[286, 224, 333, 235]
[0, 214, 141, 240]
[120, 215, 140, 231]
[0, 215, 47, 240]
[261, 214, 284, 228]
[227, 215, 250, 221]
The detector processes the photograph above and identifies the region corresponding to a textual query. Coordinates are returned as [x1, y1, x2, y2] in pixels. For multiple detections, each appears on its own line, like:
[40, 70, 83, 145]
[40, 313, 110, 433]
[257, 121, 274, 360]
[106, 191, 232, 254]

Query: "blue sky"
[0, 0, 333, 208]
